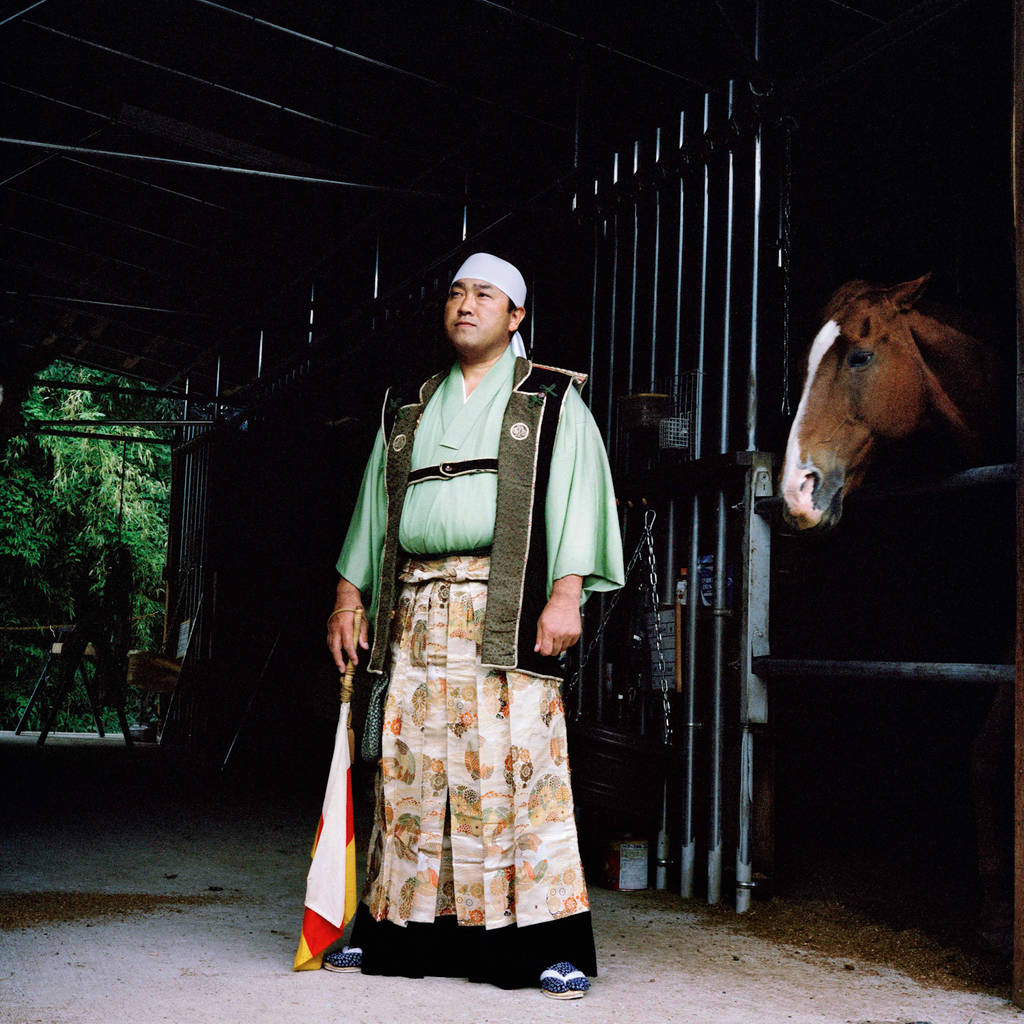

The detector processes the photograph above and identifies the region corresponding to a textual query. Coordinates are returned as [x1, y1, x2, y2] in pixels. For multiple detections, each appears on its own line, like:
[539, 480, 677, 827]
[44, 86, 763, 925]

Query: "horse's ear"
[884, 273, 932, 311]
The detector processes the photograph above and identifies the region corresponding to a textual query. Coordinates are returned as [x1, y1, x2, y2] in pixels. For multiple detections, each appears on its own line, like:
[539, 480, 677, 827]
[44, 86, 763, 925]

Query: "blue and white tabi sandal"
[322, 946, 362, 973]
[539, 961, 590, 999]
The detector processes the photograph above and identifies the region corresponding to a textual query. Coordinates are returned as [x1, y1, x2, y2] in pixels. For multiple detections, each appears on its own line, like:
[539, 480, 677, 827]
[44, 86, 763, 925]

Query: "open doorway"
[0, 361, 172, 739]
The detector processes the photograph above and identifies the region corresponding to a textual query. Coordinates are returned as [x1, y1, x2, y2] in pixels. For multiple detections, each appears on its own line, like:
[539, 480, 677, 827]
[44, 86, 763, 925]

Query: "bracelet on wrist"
[327, 607, 361, 626]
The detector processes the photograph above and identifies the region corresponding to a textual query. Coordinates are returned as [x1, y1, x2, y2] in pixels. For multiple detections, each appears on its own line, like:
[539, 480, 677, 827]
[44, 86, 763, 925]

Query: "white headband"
[451, 252, 528, 358]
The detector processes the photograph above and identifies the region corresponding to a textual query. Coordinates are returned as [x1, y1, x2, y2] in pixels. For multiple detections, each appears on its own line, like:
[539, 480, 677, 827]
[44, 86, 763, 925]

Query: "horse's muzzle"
[780, 464, 845, 532]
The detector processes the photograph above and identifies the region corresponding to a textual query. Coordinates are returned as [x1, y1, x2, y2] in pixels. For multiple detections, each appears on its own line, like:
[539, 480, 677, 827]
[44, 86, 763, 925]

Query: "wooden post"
[1012, 0, 1024, 1005]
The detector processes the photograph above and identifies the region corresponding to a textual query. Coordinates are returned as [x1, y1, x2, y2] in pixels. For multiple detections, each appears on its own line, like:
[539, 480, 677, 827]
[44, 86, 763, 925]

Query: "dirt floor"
[1, 732, 1022, 1024]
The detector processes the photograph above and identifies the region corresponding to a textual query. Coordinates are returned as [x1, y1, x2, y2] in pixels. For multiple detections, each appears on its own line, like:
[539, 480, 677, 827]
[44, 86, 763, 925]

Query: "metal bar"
[783, 0, 971, 96]
[164, 161, 582, 394]
[605, 194, 620, 441]
[6, 291, 211, 316]
[588, 216, 600, 408]
[626, 142, 639, 394]
[681, 96, 711, 901]
[823, 0, 886, 22]
[4, 185, 206, 250]
[650, 129, 662, 392]
[0, 136, 449, 195]
[25, 20, 385, 144]
[753, 658, 1014, 684]
[736, 454, 773, 913]
[0, 1, 47, 27]
[736, 725, 755, 912]
[0, 125, 104, 190]
[221, 630, 282, 770]
[30, 419, 213, 427]
[14, 637, 60, 734]
[373, 233, 381, 300]
[191, 0, 566, 132]
[62, 156, 232, 212]
[708, 486, 727, 905]
[27, 428, 172, 445]
[736, 0, 767, 915]
[682, 490, 700, 900]
[3, 222, 178, 281]
[673, 111, 686, 382]
[1, 80, 112, 124]
[709, 83, 738, 907]
[1013, 5, 1024, 1000]
[466, 0, 713, 88]
[746, 108, 762, 451]
[720, 81, 737, 456]
[755, 463, 1016, 519]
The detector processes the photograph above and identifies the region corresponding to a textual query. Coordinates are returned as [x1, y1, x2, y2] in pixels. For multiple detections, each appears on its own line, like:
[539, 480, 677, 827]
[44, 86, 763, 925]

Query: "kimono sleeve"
[544, 385, 625, 601]
[335, 426, 387, 620]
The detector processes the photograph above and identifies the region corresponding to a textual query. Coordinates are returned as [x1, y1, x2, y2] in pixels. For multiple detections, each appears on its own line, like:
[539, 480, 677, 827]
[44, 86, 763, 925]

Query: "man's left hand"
[534, 574, 583, 657]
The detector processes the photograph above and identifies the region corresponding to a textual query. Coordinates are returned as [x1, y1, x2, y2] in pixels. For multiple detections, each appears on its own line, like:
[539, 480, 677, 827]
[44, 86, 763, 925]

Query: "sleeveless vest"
[367, 357, 585, 681]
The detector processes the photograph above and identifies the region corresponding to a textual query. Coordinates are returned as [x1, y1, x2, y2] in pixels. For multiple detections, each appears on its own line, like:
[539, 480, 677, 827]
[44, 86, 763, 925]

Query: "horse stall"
[1, 0, 1022, 1017]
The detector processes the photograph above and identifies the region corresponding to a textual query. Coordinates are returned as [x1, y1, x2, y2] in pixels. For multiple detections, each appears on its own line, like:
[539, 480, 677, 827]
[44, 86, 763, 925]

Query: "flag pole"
[294, 609, 363, 971]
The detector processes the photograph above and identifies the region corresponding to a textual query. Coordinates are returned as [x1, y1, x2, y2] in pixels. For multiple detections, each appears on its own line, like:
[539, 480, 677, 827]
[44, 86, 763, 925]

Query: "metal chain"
[568, 508, 657, 691]
[643, 511, 673, 745]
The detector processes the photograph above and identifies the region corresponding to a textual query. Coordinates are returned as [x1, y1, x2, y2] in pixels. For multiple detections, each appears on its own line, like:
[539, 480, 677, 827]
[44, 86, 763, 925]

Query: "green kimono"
[337, 343, 624, 617]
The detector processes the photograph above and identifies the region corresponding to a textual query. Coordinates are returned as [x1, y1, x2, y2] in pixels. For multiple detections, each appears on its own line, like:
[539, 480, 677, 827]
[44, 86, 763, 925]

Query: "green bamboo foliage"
[0, 361, 171, 731]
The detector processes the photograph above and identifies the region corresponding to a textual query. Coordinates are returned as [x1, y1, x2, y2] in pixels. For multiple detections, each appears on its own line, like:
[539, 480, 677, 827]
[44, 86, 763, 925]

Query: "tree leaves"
[0, 362, 172, 729]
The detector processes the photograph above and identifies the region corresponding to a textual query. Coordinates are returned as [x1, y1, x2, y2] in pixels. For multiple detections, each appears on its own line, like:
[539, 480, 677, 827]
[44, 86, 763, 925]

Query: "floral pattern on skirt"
[363, 554, 589, 931]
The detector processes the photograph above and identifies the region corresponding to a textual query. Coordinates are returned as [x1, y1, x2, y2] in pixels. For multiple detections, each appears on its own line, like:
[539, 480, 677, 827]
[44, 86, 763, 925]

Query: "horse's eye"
[846, 349, 874, 369]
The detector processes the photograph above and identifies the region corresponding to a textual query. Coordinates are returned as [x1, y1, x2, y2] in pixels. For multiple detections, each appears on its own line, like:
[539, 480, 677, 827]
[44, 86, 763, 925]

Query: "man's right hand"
[327, 577, 369, 672]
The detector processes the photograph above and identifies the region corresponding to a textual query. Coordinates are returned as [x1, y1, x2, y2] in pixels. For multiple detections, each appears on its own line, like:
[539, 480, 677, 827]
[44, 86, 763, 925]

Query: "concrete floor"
[1, 731, 1021, 1024]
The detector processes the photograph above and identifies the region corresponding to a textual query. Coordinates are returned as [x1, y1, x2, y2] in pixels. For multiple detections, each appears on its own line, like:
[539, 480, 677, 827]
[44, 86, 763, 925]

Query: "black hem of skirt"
[347, 902, 598, 990]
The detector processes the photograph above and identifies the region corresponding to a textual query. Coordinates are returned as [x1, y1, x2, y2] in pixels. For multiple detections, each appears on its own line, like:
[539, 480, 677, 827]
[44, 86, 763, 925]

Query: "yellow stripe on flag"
[294, 700, 358, 971]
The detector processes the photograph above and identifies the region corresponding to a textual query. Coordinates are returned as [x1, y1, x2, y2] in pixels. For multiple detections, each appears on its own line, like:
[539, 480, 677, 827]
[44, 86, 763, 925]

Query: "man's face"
[444, 277, 524, 361]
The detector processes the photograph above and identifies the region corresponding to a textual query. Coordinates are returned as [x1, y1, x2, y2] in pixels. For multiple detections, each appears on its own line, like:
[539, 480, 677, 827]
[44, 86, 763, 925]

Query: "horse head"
[779, 274, 992, 532]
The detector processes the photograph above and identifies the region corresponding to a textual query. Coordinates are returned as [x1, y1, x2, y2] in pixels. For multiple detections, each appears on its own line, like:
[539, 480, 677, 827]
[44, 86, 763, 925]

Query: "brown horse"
[779, 274, 1013, 953]
[779, 275, 999, 531]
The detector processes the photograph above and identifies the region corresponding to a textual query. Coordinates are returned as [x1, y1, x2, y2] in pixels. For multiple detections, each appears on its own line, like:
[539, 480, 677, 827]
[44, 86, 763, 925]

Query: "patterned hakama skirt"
[350, 554, 596, 987]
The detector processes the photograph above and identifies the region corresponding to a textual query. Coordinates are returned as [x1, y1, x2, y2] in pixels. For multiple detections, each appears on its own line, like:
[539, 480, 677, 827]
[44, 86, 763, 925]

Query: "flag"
[293, 700, 358, 970]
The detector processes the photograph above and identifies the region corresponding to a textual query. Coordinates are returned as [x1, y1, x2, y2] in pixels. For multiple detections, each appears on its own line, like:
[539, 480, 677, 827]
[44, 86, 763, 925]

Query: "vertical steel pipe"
[588, 214, 600, 404]
[681, 95, 711, 901]
[308, 282, 316, 345]
[736, 724, 755, 912]
[708, 81, 738, 906]
[373, 233, 381, 299]
[737, 0, 767, 913]
[673, 110, 686, 383]
[626, 140, 640, 394]
[650, 127, 662, 392]
[582, 214, 601, 721]
[604, 202, 620, 441]
[746, 96, 762, 451]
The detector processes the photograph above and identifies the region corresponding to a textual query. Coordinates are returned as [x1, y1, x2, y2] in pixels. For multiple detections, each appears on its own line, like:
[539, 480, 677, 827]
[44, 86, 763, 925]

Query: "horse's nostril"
[799, 469, 821, 498]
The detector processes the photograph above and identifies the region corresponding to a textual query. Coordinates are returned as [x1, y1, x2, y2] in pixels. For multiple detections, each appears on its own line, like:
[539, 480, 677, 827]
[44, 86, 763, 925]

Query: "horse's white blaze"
[781, 320, 841, 522]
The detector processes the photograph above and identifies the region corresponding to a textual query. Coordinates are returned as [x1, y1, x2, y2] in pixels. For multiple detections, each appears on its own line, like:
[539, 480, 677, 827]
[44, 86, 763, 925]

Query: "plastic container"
[603, 838, 649, 891]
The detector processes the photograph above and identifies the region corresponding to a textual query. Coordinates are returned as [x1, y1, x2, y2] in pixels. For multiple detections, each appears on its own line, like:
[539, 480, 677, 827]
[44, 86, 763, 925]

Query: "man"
[324, 252, 623, 998]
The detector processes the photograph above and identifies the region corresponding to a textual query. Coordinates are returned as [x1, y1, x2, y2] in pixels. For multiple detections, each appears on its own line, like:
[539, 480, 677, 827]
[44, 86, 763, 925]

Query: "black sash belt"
[407, 458, 498, 484]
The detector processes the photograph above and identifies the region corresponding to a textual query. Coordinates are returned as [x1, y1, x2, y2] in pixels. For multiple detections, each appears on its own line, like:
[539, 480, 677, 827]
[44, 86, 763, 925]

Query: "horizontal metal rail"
[28, 427, 171, 445]
[29, 419, 213, 428]
[756, 462, 1015, 520]
[31, 378, 239, 406]
[753, 657, 1013, 685]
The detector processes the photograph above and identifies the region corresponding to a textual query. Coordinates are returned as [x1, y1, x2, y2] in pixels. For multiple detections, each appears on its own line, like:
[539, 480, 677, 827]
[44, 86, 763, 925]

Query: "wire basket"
[657, 371, 700, 463]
